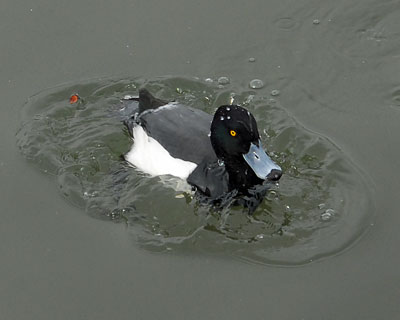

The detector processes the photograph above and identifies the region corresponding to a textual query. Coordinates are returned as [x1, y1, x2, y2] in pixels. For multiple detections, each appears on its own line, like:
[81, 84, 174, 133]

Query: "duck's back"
[137, 104, 216, 165]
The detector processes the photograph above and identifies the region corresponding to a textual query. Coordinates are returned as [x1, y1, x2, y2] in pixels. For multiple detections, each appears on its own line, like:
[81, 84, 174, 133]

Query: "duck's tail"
[123, 88, 168, 138]
[137, 88, 168, 113]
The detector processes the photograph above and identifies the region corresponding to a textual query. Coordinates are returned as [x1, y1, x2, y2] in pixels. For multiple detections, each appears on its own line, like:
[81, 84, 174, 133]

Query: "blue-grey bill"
[243, 141, 281, 180]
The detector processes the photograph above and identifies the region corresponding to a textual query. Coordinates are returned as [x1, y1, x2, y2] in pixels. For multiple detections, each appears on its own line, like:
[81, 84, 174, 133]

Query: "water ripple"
[16, 76, 374, 265]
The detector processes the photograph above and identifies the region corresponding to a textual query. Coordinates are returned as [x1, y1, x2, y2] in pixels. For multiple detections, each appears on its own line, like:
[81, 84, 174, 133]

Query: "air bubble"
[249, 79, 264, 89]
[204, 78, 213, 83]
[248, 57, 256, 62]
[176, 87, 183, 94]
[313, 19, 320, 25]
[217, 76, 230, 85]
[218, 159, 224, 167]
[271, 89, 280, 96]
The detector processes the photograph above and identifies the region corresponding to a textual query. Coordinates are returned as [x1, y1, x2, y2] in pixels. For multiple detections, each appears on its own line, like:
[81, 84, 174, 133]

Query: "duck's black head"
[210, 105, 282, 191]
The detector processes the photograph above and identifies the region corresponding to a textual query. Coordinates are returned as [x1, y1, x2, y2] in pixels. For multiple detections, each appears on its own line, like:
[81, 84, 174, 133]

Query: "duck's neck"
[222, 157, 263, 192]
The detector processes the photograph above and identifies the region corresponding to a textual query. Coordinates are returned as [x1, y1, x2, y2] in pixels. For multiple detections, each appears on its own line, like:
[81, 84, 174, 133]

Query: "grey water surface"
[1, 0, 400, 319]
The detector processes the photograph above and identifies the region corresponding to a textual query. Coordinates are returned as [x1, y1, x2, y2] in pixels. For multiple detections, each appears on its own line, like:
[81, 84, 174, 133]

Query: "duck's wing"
[137, 104, 216, 165]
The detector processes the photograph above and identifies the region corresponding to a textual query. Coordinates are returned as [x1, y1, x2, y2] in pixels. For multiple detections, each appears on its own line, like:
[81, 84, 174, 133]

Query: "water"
[17, 76, 373, 265]
[3, 0, 400, 318]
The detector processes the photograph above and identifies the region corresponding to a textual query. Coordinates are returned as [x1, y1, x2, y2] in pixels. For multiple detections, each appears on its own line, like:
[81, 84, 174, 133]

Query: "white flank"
[125, 125, 197, 180]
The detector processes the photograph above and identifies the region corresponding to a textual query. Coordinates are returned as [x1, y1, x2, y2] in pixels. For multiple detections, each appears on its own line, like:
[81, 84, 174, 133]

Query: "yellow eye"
[230, 130, 237, 137]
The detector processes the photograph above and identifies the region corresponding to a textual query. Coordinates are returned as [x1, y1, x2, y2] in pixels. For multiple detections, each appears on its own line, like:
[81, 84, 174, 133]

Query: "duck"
[122, 88, 282, 203]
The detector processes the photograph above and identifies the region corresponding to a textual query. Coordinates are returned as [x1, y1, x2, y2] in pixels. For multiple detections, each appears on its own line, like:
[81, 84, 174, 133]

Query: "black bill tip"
[266, 169, 282, 181]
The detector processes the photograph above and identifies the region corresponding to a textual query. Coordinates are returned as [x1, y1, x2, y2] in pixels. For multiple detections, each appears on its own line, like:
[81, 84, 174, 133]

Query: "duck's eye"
[230, 130, 237, 137]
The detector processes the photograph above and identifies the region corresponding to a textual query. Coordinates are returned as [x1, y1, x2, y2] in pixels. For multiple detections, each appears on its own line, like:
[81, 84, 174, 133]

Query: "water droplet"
[175, 194, 184, 199]
[218, 159, 224, 166]
[207, 132, 211, 137]
[226, 107, 230, 111]
[313, 19, 320, 25]
[220, 116, 224, 121]
[176, 87, 183, 94]
[321, 209, 335, 221]
[109, 210, 120, 220]
[243, 95, 254, 105]
[249, 79, 264, 89]
[217, 76, 230, 85]
[321, 213, 331, 221]
[271, 89, 280, 96]
[248, 57, 256, 62]
[256, 234, 264, 239]
[227, 116, 231, 120]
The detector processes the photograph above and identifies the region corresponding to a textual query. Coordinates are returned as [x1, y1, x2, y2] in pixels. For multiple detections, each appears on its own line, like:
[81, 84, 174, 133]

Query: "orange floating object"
[69, 94, 80, 104]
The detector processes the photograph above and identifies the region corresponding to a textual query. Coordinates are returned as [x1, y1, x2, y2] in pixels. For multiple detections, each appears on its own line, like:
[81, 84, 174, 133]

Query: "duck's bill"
[243, 141, 282, 181]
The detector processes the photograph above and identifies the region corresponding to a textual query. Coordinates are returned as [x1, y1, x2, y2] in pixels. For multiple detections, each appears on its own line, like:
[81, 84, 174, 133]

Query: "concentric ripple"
[16, 76, 375, 265]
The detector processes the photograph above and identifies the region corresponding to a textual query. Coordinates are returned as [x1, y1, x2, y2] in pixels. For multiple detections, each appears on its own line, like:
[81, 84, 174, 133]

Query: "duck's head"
[210, 105, 282, 189]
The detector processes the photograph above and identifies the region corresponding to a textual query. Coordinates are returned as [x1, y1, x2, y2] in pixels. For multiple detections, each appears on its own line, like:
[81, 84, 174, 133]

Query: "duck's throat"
[224, 161, 263, 192]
